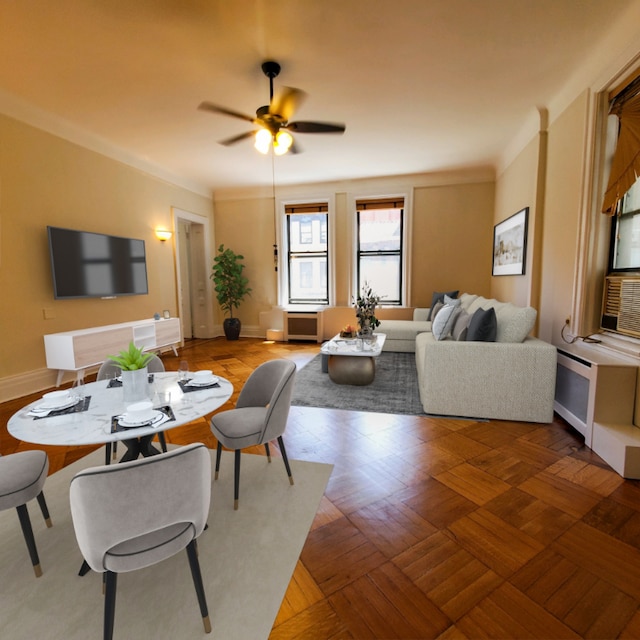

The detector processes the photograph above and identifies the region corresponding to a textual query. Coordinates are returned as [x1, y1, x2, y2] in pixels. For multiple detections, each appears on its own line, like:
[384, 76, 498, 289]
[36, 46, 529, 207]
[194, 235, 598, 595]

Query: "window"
[356, 197, 404, 305]
[285, 203, 329, 304]
[609, 177, 640, 271]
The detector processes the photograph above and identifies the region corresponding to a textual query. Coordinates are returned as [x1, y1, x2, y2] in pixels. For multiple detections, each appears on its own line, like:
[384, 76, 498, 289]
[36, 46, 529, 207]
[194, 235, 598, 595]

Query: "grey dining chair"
[0, 450, 52, 577]
[210, 358, 296, 509]
[69, 443, 212, 640]
[97, 354, 167, 462]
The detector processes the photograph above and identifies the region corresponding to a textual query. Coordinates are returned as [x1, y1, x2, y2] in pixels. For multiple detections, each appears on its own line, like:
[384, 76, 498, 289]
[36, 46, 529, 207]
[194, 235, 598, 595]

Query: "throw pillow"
[466, 307, 497, 342]
[427, 290, 459, 320]
[452, 309, 470, 341]
[432, 304, 460, 340]
[444, 294, 461, 308]
[430, 301, 444, 322]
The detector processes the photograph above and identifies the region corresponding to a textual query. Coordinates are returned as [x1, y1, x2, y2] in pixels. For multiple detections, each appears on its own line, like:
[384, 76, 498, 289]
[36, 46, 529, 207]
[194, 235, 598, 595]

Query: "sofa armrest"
[415, 334, 557, 422]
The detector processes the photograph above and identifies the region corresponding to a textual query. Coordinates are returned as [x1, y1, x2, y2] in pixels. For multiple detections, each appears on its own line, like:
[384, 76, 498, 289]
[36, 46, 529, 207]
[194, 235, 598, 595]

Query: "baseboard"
[0, 368, 63, 403]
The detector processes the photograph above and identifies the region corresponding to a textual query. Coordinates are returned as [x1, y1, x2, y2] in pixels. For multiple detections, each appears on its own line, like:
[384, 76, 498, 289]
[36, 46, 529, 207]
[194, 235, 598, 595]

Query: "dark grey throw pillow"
[466, 307, 497, 342]
[427, 290, 459, 320]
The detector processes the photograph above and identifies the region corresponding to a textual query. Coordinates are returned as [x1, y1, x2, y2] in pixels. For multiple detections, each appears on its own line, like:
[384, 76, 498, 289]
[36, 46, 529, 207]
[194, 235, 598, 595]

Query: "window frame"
[352, 195, 409, 307]
[277, 197, 334, 308]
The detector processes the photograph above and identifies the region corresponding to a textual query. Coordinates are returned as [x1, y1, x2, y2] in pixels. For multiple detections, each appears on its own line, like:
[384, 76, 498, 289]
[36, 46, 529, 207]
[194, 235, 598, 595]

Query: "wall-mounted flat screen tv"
[47, 226, 149, 299]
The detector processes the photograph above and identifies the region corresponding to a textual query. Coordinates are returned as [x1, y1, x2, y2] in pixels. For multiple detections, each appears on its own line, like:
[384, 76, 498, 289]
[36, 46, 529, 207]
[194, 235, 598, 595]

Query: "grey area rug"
[0, 447, 332, 640]
[291, 351, 426, 416]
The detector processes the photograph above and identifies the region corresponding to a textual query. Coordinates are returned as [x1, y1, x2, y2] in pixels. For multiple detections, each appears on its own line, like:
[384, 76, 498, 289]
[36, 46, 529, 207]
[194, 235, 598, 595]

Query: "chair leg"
[186, 539, 212, 633]
[214, 442, 222, 480]
[264, 442, 271, 462]
[158, 432, 168, 453]
[112, 441, 118, 460]
[278, 436, 295, 486]
[104, 570, 118, 640]
[104, 443, 112, 465]
[16, 503, 42, 577]
[36, 491, 53, 528]
[234, 449, 241, 510]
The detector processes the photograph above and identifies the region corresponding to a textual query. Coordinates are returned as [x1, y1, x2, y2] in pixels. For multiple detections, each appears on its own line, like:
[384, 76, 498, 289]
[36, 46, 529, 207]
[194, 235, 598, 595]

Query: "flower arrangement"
[354, 282, 381, 334]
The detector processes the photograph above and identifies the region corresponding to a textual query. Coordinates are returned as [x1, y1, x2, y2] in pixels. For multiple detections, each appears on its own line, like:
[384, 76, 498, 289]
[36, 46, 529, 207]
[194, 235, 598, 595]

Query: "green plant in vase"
[354, 282, 381, 337]
[210, 244, 252, 340]
[107, 341, 154, 370]
[107, 341, 154, 401]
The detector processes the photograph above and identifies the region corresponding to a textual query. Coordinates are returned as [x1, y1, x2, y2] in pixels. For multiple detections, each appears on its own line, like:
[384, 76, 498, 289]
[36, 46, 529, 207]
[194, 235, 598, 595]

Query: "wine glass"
[178, 360, 190, 381]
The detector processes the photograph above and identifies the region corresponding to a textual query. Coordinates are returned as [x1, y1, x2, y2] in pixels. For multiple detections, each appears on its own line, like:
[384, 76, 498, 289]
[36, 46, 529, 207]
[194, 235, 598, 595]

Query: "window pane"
[289, 214, 327, 252]
[289, 256, 328, 302]
[613, 177, 640, 270]
[359, 209, 401, 251]
[614, 213, 640, 269]
[359, 255, 400, 303]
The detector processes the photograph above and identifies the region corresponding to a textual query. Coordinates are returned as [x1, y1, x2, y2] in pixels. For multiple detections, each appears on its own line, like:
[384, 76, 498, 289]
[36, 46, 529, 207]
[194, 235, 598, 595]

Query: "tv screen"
[47, 226, 149, 299]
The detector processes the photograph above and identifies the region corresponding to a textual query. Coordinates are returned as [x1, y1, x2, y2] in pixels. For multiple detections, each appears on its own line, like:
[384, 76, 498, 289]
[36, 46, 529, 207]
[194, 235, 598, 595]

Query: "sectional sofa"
[377, 293, 557, 423]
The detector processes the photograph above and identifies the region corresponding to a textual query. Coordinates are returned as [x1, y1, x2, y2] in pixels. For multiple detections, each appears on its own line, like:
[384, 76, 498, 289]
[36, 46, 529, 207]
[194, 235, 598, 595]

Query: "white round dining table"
[8, 372, 233, 452]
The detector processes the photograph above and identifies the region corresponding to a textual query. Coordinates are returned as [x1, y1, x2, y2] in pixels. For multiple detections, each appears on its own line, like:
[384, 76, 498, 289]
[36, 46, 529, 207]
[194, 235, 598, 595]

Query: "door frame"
[172, 207, 215, 339]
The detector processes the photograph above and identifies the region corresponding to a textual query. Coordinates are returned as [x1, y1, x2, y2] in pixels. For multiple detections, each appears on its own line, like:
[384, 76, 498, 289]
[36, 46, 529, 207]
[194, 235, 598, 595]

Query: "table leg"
[119, 436, 161, 462]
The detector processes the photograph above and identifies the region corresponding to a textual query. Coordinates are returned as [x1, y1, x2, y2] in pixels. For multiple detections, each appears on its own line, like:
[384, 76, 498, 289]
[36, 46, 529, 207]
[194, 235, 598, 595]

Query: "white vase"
[121, 366, 150, 403]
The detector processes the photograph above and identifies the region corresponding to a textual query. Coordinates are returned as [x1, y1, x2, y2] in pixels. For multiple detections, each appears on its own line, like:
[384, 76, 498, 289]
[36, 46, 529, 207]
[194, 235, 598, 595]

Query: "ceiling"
[0, 0, 635, 195]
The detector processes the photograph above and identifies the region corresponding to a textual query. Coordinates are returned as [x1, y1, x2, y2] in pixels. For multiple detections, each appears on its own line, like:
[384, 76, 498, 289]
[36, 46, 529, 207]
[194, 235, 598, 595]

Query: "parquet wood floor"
[3, 337, 640, 639]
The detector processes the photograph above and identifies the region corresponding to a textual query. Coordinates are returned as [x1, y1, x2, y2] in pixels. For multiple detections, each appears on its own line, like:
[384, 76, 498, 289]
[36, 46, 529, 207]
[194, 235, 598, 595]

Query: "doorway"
[173, 208, 215, 339]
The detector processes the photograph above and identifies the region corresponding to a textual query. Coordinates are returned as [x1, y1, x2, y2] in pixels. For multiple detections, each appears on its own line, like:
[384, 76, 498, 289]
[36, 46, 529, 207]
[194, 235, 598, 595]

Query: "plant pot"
[121, 366, 150, 402]
[223, 317, 241, 341]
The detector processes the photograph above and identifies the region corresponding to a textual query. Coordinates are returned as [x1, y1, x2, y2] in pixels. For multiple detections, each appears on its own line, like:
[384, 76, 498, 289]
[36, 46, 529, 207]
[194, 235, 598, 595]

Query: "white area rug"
[0, 447, 332, 640]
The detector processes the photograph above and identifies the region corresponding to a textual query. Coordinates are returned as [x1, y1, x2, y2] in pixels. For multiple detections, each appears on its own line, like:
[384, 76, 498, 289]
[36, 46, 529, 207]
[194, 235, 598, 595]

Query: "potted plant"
[354, 282, 381, 338]
[108, 341, 154, 401]
[210, 244, 252, 340]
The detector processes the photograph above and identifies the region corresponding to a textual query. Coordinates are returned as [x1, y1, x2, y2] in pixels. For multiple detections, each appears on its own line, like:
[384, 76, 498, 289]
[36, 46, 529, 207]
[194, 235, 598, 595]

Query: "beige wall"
[412, 182, 495, 304]
[0, 114, 213, 392]
[493, 133, 542, 310]
[538, 92, 590, 345]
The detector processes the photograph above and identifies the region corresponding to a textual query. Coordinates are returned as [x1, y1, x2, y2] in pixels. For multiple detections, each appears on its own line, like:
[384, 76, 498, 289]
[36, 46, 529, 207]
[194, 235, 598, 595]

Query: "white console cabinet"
[44, 318, 181, 385]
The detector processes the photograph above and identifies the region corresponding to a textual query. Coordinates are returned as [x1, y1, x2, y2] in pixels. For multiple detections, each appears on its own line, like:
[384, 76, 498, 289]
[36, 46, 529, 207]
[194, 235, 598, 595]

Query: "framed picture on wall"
[492, 207, 529, 276]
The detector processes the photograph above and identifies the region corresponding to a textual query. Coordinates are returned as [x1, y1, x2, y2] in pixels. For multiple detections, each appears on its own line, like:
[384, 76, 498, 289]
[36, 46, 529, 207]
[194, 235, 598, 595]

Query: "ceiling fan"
[198, 60, 346, 155]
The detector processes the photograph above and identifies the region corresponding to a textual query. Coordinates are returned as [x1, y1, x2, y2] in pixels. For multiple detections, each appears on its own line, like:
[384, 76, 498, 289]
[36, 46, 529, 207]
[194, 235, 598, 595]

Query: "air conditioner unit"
[601, 275, 640, 337]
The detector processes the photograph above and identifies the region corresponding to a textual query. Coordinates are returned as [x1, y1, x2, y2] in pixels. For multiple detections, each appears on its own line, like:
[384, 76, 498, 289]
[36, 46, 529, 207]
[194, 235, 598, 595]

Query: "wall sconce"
[155, 229, 172, 242]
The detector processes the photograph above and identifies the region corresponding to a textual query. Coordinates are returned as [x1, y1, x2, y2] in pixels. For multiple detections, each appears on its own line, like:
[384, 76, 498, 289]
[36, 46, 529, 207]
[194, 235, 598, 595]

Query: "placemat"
[178, 379, 220, 393]
[32, 396, 92, 420]
[110, 405, 176, 433]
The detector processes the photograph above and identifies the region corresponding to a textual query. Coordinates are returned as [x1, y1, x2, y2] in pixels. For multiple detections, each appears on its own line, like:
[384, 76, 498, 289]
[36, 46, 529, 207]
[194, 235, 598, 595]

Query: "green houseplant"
[108, 341, 154, 370]
[210, 244, 252, 340]
[107, 341, 154, 402]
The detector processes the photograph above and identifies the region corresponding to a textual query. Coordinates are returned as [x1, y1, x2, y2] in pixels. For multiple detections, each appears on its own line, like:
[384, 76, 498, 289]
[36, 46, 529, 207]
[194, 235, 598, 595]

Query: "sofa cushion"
[427, 290, 459, 320]
[432, 304, 460, 340]
[466, 307, 497, 341]
[452, 309, 471, 341]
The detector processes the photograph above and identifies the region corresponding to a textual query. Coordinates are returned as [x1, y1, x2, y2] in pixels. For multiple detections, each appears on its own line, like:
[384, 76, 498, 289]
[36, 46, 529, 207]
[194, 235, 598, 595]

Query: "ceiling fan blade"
[198, 101, 256, 124]
[270, 87, 306, 122]
[286, 121, 346, 134]
[218, 131, 256, 146]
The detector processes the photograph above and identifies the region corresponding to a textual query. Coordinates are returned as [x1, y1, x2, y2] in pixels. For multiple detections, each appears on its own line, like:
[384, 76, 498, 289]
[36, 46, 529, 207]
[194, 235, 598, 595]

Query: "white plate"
[118, 411, 164, 428]
[187, 376, 218, 387]
[35, 398, 78, 412]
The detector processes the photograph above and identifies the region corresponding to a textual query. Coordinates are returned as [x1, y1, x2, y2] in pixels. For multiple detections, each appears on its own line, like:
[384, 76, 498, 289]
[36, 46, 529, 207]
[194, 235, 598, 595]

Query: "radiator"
[284, 311, 323, 343]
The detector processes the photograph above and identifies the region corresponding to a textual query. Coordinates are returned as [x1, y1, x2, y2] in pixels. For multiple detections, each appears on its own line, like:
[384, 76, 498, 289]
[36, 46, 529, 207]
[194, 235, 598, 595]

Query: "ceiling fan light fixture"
[275, 130, 293, 153]
[254, 128, 272, 154]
